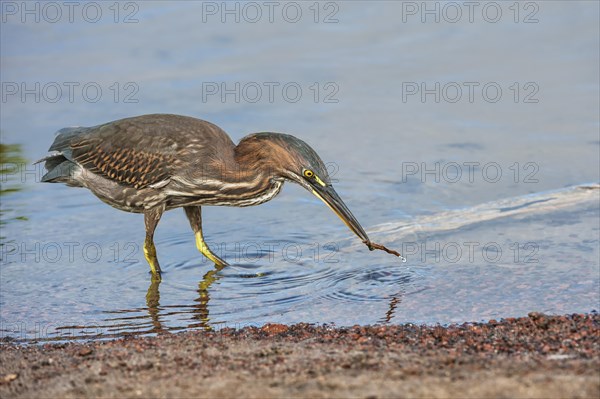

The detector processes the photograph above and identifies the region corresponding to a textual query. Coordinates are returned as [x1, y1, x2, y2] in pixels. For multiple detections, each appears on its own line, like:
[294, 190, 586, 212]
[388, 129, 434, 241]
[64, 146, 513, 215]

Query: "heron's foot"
[194, 232, 229, 267]
[144, 240, 163, 279]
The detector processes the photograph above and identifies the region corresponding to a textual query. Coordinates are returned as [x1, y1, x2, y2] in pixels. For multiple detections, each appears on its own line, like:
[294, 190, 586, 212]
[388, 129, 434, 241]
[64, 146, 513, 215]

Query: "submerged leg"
[144, 206, 164, 279]
[184, 206, 229, 267]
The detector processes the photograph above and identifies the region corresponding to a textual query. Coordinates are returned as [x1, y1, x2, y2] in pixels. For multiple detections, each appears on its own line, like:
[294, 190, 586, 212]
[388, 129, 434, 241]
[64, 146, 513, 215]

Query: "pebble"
[78, 348, 93, 357]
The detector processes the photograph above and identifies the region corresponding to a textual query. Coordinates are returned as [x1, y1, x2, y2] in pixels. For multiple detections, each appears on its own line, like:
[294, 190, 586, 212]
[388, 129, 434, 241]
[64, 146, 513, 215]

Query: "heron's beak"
[311, 185, 370, 244]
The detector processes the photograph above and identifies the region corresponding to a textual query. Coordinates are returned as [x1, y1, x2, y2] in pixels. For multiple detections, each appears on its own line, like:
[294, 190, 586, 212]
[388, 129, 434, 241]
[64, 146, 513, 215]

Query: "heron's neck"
[200, 140, 281, 204]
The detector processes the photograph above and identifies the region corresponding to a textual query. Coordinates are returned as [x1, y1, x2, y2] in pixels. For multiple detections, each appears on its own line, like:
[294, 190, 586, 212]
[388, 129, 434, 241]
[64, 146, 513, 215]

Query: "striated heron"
[38, 114, 402, 279]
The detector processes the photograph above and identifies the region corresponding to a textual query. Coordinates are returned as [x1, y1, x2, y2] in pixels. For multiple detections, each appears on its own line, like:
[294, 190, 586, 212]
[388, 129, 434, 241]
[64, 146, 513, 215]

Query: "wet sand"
[1, 313, 598, 398]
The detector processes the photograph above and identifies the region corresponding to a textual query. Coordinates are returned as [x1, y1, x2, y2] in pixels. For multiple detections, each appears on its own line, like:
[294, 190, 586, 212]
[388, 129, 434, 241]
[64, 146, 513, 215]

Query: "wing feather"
[48, 114, 236, 190]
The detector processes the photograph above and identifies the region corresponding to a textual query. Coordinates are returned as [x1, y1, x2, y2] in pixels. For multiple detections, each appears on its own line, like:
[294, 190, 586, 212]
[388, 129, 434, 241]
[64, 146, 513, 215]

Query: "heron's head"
[237, 133, 371, 244]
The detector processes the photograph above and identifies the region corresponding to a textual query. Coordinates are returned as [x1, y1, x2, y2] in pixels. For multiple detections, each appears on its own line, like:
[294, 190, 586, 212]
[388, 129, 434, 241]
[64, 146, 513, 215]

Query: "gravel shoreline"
[1, 313, 598, 398]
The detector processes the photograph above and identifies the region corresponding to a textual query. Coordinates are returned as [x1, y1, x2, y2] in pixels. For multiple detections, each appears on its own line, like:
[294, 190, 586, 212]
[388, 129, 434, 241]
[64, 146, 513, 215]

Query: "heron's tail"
[48, 126, 86, 152]
[35, 154, 80, 185]
[36, 126, 87, 185]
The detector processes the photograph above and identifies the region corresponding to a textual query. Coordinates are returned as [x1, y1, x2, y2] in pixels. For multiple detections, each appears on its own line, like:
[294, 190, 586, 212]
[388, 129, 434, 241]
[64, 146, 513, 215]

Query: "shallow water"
[1, 2, 599, 342]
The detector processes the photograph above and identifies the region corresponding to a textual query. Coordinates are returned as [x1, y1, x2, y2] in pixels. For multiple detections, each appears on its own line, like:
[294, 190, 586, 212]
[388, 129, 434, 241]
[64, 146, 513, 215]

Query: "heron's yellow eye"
[303, 170, 314, 178]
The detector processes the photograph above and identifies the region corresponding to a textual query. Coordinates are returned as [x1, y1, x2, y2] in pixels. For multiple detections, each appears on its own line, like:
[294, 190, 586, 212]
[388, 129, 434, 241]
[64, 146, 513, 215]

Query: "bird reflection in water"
[144, 263, 228, 334]
[50, 266, 412, 342]
[381, 294, 402, 324]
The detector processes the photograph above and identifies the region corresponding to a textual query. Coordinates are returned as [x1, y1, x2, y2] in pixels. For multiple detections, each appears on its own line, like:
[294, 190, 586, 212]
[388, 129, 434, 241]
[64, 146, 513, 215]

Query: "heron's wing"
[65, 119, 177, 189]
[49, 114, 236, 190]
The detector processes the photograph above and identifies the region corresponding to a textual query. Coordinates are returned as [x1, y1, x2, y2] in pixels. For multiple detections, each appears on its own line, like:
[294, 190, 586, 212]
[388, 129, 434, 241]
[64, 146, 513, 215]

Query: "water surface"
[1, 2, 598, 342]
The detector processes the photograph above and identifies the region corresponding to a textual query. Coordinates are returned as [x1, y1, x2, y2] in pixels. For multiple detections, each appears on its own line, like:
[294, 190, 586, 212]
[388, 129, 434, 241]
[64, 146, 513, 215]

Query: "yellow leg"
[184, 206, 229, 267]
[195, 231, 229, 267]
[144, 207, 164, 279]
[144, 239, 162, 279]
